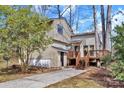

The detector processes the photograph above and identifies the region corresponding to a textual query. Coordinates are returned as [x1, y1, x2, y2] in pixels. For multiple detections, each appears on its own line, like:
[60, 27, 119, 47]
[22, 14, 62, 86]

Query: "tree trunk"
[101, 5, 106, 50]
[106, 5, 112, 52]
[76, 6, 79, 31]
[70, 6, 72, 27]
[18, 48, 30, 72]
[93, 5, 98, 51]
[57, 5, 61, 18]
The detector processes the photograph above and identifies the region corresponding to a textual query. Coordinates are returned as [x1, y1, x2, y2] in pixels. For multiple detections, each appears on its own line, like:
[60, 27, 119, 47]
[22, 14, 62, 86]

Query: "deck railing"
[67, 50, 111, 58]
[90, 50, 111, 58]
[67, 50, 79, 58]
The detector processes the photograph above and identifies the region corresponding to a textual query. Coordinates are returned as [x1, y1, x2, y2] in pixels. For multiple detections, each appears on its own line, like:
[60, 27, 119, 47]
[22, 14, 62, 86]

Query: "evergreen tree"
[0, 5, 53, 71]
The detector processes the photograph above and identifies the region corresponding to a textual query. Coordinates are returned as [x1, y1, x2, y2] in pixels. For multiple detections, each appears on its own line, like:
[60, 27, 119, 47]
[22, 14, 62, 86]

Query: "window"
[75, 46, 80, 57]
[75, 46, 80, 52]
[89, 45, 94, 56]
[83, 45, 88, 56]
[57, 24, 63, 34]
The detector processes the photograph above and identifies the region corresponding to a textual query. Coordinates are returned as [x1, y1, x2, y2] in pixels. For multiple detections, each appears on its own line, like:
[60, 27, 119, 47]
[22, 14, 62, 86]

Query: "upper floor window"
[57, 24, 63, 34]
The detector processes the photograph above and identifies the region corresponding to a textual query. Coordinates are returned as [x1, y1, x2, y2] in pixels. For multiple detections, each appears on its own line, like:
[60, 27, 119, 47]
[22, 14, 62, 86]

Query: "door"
[60, 52, 64, 66]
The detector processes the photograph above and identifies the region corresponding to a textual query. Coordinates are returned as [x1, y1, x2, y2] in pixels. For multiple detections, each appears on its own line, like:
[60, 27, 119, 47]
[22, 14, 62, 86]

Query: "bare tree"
[60, 5, 71, 16]
[93, 5, 98, 51]
[33, 5, 51, 16]
[61, 5, 75, 28]
[61, 5, 73, 28]
[41, 5, 51, 16]
[57, 5, 61, 18]
[106, 5, 112, 51]
[69, 6, 72, 27]
[101, 5, 106, 50]
[76, 6, 80, 31]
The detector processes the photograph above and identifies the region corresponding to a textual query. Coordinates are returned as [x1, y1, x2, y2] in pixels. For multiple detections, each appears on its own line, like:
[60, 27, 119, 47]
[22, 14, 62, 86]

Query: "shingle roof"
[71, 31, 95, 37]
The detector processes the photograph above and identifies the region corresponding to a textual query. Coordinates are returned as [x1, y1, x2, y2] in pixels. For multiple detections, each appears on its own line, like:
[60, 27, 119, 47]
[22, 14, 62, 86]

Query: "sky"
[32, 5, 124, 34]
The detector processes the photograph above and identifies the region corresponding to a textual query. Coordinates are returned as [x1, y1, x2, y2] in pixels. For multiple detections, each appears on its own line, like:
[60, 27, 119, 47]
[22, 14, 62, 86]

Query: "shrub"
[111, 23, 124, 81]
[100, 54, 111, 67]
[111, 61, 124, 81]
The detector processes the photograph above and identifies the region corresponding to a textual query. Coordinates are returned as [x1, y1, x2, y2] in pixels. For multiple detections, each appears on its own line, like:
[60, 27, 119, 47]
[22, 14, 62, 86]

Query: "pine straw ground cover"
[47, 67, 124, 88]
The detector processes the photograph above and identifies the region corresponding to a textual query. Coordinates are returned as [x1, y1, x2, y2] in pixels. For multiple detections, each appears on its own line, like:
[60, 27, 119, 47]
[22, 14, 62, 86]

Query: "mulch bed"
[90, 67, 124, 88]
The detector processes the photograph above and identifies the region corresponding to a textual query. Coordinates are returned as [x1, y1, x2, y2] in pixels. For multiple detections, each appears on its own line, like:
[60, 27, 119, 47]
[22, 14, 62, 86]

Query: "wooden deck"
[67, 50, 111, 67]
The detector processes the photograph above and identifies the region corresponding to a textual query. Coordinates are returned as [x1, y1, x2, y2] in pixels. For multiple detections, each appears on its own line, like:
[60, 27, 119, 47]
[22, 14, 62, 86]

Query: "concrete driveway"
[0, 68, 85, 88]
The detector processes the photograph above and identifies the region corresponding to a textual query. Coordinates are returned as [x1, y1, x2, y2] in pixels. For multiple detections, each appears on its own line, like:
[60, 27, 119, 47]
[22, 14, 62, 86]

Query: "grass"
[0, 73, 31, 83]
[47, 77, 103, 88]
[0, 61, 28, 82]
[47, 66, 124, 88]
[46, 67, 104, 88]
[0, 61, 22, 82]
[0, 58, 19, 69]
[0, 61, 10, 69]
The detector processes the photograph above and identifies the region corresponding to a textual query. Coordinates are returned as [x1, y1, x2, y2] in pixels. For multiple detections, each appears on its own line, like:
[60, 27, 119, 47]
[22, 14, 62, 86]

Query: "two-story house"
[31, 18, 73, 67]
[31, 18, 109, 68]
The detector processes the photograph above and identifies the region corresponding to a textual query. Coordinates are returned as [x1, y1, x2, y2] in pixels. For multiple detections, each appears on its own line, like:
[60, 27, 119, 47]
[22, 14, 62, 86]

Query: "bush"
[111, 23, 124, 81]
[100, 54, 111, 67]
[111, 61, 124, 81]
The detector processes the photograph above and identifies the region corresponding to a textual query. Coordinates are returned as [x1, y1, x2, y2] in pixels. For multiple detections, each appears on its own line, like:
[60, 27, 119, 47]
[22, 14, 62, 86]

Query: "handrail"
[76, 52, 80, 66]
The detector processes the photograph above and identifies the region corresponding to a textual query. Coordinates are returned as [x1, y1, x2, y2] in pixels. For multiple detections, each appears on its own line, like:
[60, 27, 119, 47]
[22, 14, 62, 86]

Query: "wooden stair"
[76, 52, 81, 66]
